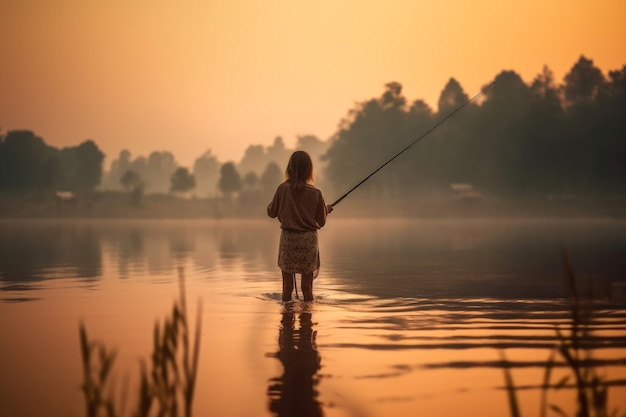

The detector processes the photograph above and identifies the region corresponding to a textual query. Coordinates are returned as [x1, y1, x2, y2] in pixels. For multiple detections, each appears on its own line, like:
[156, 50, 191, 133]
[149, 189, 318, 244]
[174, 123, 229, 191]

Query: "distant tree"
[484, 70, 534, 110]
[102, 150, 180, 193]
[402, 99, 435, 191]
[477, 70, 537, 194]
[380, 81, 406, 110]
[601, 65, 626, 192]
[218, 162, 243, 198]
[525, 66, 568, 193]
[266, 136, 290, 166]
[561, 58, 610, 193]
[238, 145, 266, 177]
[0, 131, 105, 195]
[0, 130, 60, 194]
[407, 99, 433, 118]
[170, 167, 196, 194]
[119, 150, 132, 170]
[428, 79, 479, 192]
[58, 140, 105, 193]
[563, 56, 606, 106]
[128, 156, 148, 190]
[120, 169, 144, 206]
[147, 151, 178, 193]
[260, 161, 283, 197]
[243, 171, 259, 188]
[120, 169, 142, 191]
[607, 65, 626, 98]
[102, 150, 132, 190]
[531, 65, 562, 106]
[437, 78, 469, 114]
[295, 134, 329, 183]
[193, 150, 221, 197]
[316, 58, 624, 204]
[296, 135, 325, 154]
[238, 171, 262, 210]
[324, 82, 411, 198]
[565, 61, 626, 194]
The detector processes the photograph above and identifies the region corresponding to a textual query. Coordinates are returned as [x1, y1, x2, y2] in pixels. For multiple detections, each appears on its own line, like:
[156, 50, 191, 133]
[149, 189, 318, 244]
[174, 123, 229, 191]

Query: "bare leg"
[281, 271, 294, 301]
[301, 272, 314, 301]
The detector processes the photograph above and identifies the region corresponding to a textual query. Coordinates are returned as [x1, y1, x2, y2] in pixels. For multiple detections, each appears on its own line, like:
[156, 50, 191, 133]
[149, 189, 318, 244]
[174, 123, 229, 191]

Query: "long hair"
[285, 151, 314, 191]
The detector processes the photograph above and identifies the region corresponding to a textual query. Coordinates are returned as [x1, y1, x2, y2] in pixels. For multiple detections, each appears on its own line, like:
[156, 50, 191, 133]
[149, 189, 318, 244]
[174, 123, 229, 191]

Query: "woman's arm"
[315, 191, 329, 227]
[267, 187, 281, 218]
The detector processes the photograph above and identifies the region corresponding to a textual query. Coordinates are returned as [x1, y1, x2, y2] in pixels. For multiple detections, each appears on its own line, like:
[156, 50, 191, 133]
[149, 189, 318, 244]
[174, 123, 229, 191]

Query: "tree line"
[96, 134, 328, 208]
[324, 56, 626, 203]
[1, 55, 624, 208]
[0, 131, 104, 195]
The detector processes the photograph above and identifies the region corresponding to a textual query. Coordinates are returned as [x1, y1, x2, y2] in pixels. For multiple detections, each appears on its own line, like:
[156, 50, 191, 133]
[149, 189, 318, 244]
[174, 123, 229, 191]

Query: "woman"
[267, 151, 333, 301]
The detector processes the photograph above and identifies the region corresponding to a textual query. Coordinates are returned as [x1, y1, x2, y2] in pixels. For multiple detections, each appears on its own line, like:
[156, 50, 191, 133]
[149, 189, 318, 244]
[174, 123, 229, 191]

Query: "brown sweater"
[267, 182, 328, 231]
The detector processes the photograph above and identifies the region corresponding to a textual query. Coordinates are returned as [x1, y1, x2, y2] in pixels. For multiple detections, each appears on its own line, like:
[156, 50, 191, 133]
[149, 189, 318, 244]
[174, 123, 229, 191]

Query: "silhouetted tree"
[477, 70, 537, 195]
[295, 134, 329, 186]
[193, 150, 221, 197]
[607, 65, 626, 97]
[119, 169, 143, 206]
[562, 57, 608, 193]
[324, 81, 412, 199]
[58, 140, 105, 193]
[147, 151, 178, 193]
[244, 171, 259, 188]
[260, 161, 283, 198]
[218, 162, 243, 198]
[437, 78, 469, 114]
[267, 137, 290, 167]
[426, 80, 478, 193]
[238, 171, 262, 211]
[599, 65, 626, 192]
[239, 145, 267, 177]
[102, 150, 179, 193]
[296, 135, 326, 156]
[0, 131, 106, 195]
[319, 56, 626, 206]
[0, 130, 60, 194]
[102, 150, 133, 190]
[120, 169, 142, 190]
[563, 56, 607, 106]
[522, 66, 569, 194]
[170, 167, 196, 194]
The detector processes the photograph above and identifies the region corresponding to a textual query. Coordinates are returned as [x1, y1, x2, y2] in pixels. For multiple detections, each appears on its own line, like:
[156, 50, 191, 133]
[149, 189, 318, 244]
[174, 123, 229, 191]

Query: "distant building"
[450, 183, 482, 200]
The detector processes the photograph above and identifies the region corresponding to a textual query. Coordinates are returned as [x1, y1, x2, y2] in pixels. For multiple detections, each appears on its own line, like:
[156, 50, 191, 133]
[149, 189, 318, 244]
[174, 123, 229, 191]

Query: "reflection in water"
[324, 218, 626, 300]
[3, 219, 625, 302]
[268, 305, 323, 417]
[1, 219, 625, 416]
[0, 221, 101, 284]
[0, 220, 278, 294]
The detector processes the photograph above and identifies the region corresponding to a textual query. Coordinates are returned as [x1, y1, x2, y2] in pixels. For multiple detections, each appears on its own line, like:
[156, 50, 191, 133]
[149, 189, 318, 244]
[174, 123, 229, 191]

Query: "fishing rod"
[330, 81, 496, 207]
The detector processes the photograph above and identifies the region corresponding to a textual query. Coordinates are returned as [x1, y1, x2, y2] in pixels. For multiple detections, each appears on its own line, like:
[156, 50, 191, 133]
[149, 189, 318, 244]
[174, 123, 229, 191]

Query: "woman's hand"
[326, 204, 334, 214]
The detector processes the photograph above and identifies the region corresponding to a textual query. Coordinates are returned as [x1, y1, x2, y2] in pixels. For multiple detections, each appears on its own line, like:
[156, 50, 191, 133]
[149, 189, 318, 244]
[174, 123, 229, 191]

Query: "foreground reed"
[502, 249, 625, 417]
[79, 267, 203, 417]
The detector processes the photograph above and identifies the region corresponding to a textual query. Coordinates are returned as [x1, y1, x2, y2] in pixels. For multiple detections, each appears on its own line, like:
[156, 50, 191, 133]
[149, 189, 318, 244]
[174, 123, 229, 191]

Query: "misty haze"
[1, 56, 626, 219]
[1, 55, 626, 417]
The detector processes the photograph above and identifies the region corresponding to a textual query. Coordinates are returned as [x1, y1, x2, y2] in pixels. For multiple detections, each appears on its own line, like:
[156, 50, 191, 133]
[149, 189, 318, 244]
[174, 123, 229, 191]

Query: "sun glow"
[1, 0, 625, 166]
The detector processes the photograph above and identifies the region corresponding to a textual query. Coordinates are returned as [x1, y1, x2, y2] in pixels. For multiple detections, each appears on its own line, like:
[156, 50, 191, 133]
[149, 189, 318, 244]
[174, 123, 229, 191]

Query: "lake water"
[1, 218, 625, 417]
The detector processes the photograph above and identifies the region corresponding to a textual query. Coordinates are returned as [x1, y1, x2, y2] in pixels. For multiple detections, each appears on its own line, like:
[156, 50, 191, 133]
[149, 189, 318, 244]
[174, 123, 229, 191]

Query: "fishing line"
[330, 81, 495, 207]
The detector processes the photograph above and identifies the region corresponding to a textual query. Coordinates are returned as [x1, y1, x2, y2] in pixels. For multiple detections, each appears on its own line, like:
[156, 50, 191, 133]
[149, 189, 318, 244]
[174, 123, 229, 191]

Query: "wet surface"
[1, 218, 625, 416]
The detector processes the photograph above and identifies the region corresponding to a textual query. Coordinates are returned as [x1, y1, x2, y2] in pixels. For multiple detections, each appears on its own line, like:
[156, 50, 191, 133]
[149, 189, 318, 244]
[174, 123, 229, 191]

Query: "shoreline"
[1, 192, 625, 220]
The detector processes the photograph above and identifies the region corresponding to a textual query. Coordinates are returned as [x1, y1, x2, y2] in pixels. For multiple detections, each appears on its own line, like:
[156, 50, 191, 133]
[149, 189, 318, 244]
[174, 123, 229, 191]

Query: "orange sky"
[1, 0, 625, 168]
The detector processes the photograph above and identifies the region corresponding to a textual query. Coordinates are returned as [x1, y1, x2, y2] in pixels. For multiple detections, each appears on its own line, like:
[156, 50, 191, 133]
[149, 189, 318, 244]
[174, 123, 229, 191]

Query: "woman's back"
[267, 182, 327, 231]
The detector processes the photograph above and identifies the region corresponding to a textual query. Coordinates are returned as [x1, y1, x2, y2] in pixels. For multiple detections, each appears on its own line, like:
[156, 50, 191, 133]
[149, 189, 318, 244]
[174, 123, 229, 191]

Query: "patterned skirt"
[278, 229, 320, 278]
